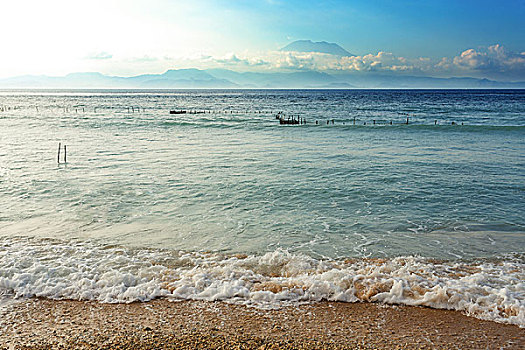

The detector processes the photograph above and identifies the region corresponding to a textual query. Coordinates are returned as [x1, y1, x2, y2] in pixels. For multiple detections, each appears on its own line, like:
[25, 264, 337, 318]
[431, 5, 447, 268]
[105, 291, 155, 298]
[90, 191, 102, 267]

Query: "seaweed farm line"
[2, 103, 463, 126]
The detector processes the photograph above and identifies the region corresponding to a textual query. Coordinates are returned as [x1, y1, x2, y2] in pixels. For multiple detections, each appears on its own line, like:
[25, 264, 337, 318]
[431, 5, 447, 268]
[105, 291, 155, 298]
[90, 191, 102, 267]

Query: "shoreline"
[1, 298, 523, 349]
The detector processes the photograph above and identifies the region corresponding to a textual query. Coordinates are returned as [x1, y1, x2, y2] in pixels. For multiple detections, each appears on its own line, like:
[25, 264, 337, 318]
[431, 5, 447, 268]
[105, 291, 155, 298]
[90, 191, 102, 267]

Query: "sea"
[0, 89, 524, 326]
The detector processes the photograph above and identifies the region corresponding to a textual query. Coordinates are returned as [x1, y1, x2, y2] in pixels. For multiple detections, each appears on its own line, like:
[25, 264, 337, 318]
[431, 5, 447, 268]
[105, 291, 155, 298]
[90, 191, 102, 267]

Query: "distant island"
[0, 68, 523, 89]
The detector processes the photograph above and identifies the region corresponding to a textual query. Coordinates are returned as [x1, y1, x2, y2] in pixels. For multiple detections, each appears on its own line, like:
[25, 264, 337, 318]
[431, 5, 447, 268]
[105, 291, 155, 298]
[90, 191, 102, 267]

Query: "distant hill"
[127, 69, 237, 88]
[0, 69, 238, 89]
[205, 69, 339, 88]
[330, 73, 525, 89]
[280, 40, 353, 56]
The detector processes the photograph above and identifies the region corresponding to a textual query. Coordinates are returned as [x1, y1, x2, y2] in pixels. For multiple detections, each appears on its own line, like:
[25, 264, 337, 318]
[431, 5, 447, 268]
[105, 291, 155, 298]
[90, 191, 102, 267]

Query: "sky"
[0, 0, 524, 80]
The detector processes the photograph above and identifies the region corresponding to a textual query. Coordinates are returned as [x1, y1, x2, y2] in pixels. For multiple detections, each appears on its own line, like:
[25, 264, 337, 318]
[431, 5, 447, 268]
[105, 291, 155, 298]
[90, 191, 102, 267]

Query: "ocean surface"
[0, 89, 524, 326]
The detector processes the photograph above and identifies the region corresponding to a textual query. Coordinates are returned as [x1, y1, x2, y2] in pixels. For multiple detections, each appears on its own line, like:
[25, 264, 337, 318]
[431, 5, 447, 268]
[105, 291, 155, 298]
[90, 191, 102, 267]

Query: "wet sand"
[0, 299, 523, 349]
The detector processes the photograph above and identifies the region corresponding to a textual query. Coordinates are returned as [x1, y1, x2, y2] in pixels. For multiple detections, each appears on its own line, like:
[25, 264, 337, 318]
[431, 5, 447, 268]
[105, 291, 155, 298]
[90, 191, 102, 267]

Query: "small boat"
[279, 117, 300, 125]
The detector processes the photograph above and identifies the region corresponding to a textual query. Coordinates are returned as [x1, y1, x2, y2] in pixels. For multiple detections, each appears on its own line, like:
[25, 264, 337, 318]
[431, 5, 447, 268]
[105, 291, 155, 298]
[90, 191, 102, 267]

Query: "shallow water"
[0, 89, 524, 325]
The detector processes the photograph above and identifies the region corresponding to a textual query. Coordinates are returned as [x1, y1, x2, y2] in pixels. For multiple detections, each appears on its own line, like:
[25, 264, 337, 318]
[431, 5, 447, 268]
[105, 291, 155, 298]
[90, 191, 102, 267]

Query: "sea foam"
[0, 237, 523, 327]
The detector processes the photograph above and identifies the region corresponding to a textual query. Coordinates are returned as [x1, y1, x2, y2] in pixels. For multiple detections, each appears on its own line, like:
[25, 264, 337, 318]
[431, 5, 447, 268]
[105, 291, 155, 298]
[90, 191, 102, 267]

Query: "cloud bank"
[77, 44, 524, 81]
[192, 44, 524, 81]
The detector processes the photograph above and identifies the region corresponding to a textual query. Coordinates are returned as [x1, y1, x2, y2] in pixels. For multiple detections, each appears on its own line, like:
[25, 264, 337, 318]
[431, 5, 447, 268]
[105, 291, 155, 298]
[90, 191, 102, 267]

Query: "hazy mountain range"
[1, 68, 523, 89]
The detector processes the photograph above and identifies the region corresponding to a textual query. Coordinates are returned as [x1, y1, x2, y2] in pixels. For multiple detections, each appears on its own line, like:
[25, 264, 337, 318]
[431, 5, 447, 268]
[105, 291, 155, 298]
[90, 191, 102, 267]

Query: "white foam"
[0, 237, 523, 327]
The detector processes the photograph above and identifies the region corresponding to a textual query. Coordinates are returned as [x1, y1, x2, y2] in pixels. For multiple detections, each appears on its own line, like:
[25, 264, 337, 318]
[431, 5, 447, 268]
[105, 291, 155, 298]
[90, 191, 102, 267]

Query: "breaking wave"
[0, 236, 523, 327]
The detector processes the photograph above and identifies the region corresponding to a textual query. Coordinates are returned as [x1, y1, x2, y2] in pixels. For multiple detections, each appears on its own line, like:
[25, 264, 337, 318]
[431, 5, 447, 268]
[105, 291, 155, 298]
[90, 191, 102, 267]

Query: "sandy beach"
[0, 299, 523, 349]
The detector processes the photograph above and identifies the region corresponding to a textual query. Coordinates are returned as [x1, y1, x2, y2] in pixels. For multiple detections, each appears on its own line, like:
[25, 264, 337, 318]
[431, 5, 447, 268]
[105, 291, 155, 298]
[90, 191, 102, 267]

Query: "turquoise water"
[0, 89, 524, 325]
[1, 89, 523, 259]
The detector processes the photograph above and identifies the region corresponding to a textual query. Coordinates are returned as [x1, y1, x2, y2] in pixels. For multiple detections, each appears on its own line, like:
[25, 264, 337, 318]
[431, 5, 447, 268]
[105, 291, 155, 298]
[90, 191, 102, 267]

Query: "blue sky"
[219, 0, 524, 55]
[0, 0, 523, 80]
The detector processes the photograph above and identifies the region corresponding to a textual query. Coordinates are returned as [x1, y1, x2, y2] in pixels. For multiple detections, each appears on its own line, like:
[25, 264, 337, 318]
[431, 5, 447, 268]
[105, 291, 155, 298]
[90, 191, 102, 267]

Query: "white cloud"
[215, 53, 243, 64]
[272, 52, 316, 70]
[130, 55, 159, 63]
[212, 53, 268, 66]
[86, 52, 113, 60]
[337, 52, 419, 72]
[451, 44, 525, 72]
[249, 50, 431, 73]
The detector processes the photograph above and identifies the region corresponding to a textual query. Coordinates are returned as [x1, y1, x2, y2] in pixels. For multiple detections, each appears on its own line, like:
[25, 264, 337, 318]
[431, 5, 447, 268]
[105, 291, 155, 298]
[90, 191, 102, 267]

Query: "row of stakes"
[0, 105, 146, 113]
[275, 113, 462, 126]
[2, 105, 278, 114]
[277, 115, 411, 125]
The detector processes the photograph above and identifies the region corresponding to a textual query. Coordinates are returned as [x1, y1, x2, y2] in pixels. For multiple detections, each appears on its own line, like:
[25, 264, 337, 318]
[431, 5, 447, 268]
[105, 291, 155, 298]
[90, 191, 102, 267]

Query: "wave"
[0, 236, 523, 327]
